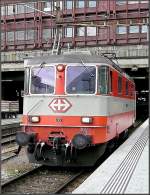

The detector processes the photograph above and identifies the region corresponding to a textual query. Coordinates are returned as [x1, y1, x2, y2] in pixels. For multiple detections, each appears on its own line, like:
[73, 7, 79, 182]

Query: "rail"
[1, 165, 43, 188]
[53, 171, 84, 194]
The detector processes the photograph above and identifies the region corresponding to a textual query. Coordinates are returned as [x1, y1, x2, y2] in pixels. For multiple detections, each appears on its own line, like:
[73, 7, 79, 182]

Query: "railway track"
[1, 165, 43, 188]
[1, 145, 18, 162]
[1, 165, 86, 194]
[2, 153, 17, 162]
[53, 171, 84, 194]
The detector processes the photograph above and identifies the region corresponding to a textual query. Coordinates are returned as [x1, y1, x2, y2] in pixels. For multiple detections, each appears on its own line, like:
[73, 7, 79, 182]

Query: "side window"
[24, 68, 29, 95]
[125, 80, 128, 95]
[109, 70, 113, 93]
[98, 66, 109, 94]
[118, 75, 122, 94]
[130, 84, 134, 97]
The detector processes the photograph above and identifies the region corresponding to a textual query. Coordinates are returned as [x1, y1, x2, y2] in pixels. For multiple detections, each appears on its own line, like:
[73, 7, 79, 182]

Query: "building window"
[129, 25, 139, 33]
[53, 1, 63, 10]
[43, 29, 51, 41]
[26, 30, 35, 40]
[1, 32, 4, 43]
[25, 2, 35, 13]
[7, 5, 14, 15]
[116, 0, 126, 5]
[76, 27, 85, 36]
[16, 4, 25, 14]
[143, 18, 149, 24]
[44, 2, 52, 11]
[1, 6, 5, 16]
[141, 25, 148, 33]
[118, 75, 122, 94]
[76, 0, 85, 8]
[43, 0, 63, 12]
[16, 31, 25, 40]
[88, 0, 96, 7]
[59, 1, 63, 9]
[7, 31, 14, 42]
[116, 26, 127, 34]
[140, 0, 148, 3]
[1, 53, 5, 61]
[66, 0, 73, 9]
[128, 1, 139, 4]
[87, 27, 96, 36]
[65, 27, 73, 37]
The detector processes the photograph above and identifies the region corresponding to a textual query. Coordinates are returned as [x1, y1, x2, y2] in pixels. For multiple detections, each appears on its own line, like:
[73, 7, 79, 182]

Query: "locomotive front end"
[16, 57, 108, 166]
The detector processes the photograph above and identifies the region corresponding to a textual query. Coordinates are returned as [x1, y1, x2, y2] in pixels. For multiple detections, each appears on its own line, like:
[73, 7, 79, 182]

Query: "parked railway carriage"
[16, 53, 136, 166]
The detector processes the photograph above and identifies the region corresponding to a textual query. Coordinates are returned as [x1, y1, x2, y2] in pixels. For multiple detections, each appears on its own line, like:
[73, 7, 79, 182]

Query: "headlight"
[81, 117, 93, 124]
[30, 116, 40, 123]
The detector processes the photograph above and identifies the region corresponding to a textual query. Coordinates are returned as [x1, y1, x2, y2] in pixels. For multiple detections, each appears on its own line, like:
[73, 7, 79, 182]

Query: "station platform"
[73, 119, 149, 194]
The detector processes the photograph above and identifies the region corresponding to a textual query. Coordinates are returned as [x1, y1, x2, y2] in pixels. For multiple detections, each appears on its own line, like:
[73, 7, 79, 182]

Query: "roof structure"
[24, 52, 132, 81]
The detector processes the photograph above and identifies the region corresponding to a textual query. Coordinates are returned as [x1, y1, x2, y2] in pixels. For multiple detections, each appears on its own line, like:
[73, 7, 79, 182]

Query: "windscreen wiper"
[80, 58, 95, 77]
[33, 62, 46, 78]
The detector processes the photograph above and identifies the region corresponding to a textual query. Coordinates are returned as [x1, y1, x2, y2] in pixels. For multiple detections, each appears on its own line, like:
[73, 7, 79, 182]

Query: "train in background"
[16, 52, 136, 166]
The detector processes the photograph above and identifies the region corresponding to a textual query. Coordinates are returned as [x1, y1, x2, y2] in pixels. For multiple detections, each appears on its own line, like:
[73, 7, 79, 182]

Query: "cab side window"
[109, 70, 113, 93]
[130, 84, 134, 97]
[125, 80, 128, 95]
[98, 66, 109, 94]
[118, 75, 122, 94]
[24, 68, 29, 95]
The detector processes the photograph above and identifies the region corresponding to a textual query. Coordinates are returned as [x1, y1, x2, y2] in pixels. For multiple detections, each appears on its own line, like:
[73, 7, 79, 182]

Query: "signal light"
[57, 64, 65, 72]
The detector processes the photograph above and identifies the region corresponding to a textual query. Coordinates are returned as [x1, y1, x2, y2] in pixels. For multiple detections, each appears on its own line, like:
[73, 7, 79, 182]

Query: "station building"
[1, 0, 149, 114]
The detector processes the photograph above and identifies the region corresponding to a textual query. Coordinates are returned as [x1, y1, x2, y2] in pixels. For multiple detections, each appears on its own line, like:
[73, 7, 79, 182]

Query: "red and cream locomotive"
[16, 52, 136, 166]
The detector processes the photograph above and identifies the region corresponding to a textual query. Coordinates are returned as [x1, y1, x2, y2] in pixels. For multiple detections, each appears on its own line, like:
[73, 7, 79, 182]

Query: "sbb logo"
[49, 98, 72, 113]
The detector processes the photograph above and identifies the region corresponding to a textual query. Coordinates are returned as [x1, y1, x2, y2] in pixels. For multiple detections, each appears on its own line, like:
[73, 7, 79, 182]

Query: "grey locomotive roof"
[24, 53, 132, 81]
[24, 54, 115, 65]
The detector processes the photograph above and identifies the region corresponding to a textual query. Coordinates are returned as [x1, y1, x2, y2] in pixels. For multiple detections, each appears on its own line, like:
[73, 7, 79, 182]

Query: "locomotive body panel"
[22, 95, 135, 144]
[23, 95, 135, 116]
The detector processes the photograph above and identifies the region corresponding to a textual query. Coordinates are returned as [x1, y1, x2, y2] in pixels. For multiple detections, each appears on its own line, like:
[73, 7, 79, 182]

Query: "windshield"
[31, 66, 55, 94]
[66, 66, 96, 94]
